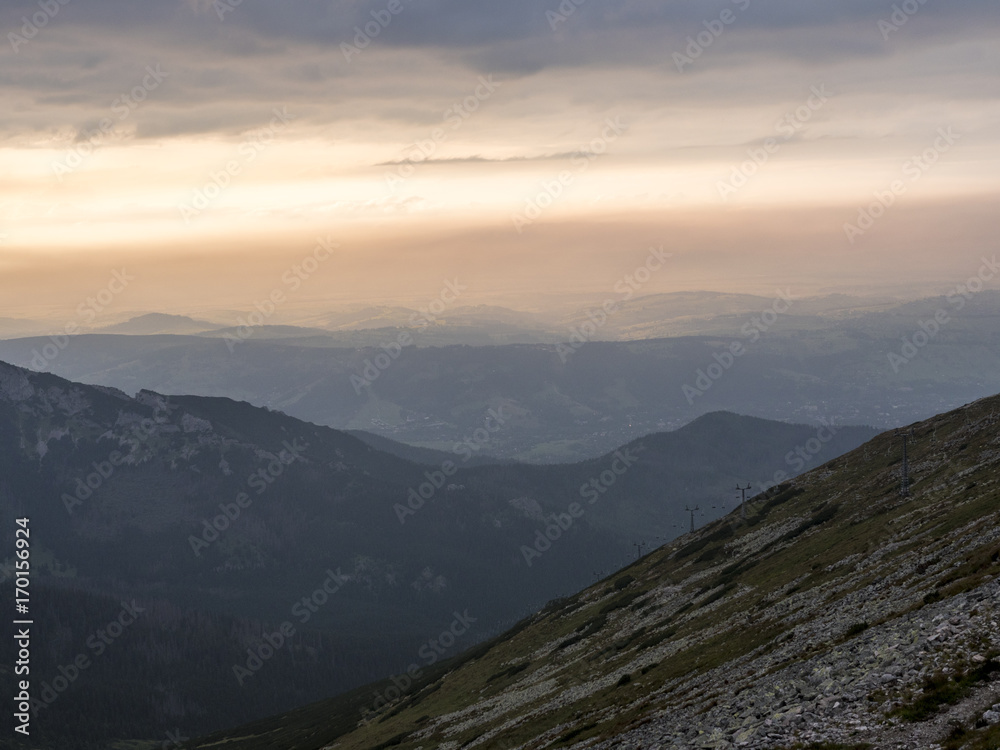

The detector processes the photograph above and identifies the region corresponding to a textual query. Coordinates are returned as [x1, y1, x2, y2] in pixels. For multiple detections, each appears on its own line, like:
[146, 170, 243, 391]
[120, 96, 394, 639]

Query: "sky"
[1, 0, 998, 319]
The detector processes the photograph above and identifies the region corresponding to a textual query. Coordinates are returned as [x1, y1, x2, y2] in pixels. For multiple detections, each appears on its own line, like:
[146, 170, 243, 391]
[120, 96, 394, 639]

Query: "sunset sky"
[1, 0, 998, 318]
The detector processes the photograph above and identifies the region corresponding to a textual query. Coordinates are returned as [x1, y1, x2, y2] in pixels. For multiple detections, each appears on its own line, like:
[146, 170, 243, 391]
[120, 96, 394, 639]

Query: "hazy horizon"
[2, 1, 999, 320]
[4, 281, 999, 331]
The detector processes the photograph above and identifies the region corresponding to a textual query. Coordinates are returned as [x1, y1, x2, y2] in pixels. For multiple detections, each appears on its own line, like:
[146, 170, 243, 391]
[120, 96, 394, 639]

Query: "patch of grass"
[942, 721, 968, 749]
[672, 601, 693, 617]
[891, 658, 1000, 722]
[612, 626, 647, 651]
[758, 484, 805, 515]
[931, 546, 1000, 601]
[557, 612, 609, 650]
[779, 503, 840, 543]
[674, 536, 712, 560]
[577, 613, 607, 634]
[696, 583, 736, 609]
[695, 545, 724, 563]
[404, 678, 443, 711]
[628, 595, 653, 612]
[675, 523, 735, 560]
[943, 721, 1000, 750]
[845, 621, 869, 637]
[636, 628, 676, 651]
[599, 590, 644, 615]
[614, 574, 635, 590]
[556, 634, 584, 650]
[556, 722, 598, 745]
[372, 732, 408, 749]
[924, 590, 943, 604]
[486, 661, 529, 682]
[712, 557, 760, 588]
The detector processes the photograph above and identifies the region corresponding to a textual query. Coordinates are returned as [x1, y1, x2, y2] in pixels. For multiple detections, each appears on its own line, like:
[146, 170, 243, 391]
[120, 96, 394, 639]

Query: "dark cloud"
[3, 0, 999, 63]
[0, 0, 997, 141]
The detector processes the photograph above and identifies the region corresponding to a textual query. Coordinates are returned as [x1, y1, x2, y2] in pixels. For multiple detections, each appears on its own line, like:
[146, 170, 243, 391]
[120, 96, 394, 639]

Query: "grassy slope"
[188, 394, 1000, 750]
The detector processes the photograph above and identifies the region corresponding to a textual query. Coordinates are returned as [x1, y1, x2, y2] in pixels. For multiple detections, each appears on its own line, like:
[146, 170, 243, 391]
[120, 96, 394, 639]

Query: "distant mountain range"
[98, 312, 219, 335]
[0, 290, 938, 345]
[1, 291, 997, 462]
[0, 360, 875, 749]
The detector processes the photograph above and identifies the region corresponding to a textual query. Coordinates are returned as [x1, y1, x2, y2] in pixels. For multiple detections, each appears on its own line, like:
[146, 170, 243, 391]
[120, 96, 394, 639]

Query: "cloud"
[4, 0, 999, 66]
[1, 0, 998, 287]
[375, 151, 582, 166]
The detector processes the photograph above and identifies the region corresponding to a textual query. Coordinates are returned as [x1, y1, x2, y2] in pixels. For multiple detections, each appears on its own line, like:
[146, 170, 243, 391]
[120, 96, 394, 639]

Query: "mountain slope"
[0, 360, 874, 748]
[189, 392, 1000, 750]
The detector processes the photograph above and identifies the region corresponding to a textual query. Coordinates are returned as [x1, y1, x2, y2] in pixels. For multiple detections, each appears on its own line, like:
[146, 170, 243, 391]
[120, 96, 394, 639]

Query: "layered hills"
[0, 360, 873, 748]
[188, 393, 1000, 750]
[2, 290, 998, 463]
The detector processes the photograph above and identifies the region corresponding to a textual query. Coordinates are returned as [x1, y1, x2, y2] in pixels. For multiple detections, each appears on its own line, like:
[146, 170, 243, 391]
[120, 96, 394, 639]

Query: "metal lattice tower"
[736, 483, 752, 519]
[685, 505, 700, 533]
